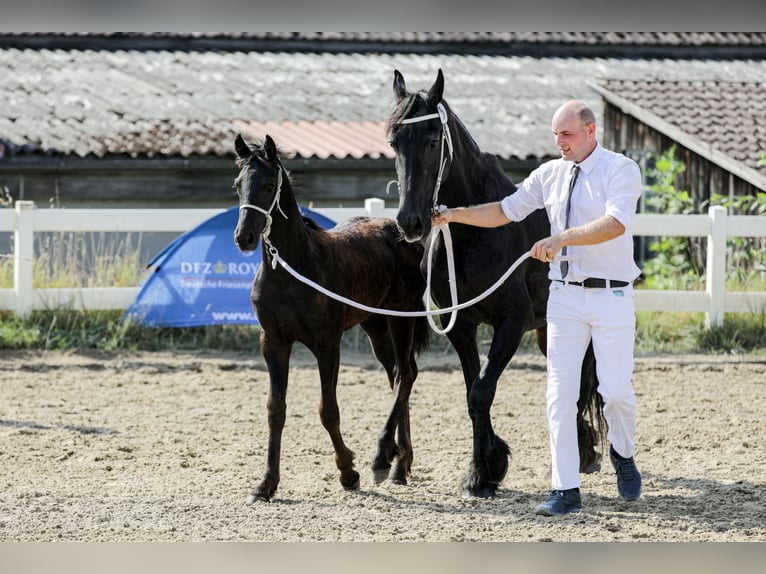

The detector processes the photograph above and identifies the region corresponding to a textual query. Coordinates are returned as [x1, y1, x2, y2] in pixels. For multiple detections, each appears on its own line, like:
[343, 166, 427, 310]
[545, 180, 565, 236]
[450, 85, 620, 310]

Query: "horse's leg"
[362, 315, 419, 485]
[577, 341, 605, 473]
[535, 325, 547, 355]
[248, 333, 291, 503]
[315, 343, 360, 491]
[461, 316, 529, 499]
[443, 320, 496, 496]
[360, 316, 400, 483]
[383, 317, 420, 485]
[445, 320, 481, 397]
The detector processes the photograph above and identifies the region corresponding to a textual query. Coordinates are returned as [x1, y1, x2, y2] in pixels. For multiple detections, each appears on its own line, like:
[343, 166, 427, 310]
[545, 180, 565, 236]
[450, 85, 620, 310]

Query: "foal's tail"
[578, 342, 608, 472]
[413, 315, 431, 355]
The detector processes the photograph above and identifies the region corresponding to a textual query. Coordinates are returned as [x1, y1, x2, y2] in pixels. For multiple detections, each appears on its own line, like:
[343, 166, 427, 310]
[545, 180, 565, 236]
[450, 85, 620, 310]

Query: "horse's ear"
[263, 134, 279, 163]
[427, 68, 445, 103]
[234, 133, 250, 159]
[393, 69, 407, 100]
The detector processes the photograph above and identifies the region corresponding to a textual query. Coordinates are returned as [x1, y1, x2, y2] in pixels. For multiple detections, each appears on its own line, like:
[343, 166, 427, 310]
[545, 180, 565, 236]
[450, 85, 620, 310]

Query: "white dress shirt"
[501, 142, 642, 283]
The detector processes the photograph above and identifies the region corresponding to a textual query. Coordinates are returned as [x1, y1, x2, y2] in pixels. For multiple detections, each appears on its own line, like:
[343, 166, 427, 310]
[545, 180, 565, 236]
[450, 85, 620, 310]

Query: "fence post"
[14, 201, 35, 319]
[705, 205, 727, 329]
[364, 197, 386, 218]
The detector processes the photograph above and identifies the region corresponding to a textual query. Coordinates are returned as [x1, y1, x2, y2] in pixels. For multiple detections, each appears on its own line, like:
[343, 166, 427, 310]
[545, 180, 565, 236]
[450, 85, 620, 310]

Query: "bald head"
[552, 100, 596, 128]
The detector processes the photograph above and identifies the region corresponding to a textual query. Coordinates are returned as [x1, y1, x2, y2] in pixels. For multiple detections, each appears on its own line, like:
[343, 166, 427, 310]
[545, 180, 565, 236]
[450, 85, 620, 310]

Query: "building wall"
[0, 157, 534, 210]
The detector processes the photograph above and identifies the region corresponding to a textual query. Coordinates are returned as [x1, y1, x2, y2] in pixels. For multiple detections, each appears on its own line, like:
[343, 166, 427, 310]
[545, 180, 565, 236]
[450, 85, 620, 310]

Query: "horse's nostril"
[397, 214, 422, 236]
[235, 229, 257, 251]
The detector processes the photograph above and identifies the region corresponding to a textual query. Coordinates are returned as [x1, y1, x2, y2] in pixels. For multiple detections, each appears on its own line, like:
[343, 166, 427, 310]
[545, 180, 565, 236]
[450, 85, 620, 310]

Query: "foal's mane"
[235, 136, 315, 226]
[235, 138, 289, 169]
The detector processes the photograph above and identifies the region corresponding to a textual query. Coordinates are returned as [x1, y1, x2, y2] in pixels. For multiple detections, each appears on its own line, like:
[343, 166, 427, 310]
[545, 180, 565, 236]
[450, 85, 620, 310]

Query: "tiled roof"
[598, 79, 766, 174]
[233, 119, 393, 160]
[1, 47, 766, 163]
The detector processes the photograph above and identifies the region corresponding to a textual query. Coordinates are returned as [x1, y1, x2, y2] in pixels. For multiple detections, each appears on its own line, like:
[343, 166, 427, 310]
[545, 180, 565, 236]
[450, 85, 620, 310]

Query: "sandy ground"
[0, 346, 764, 542]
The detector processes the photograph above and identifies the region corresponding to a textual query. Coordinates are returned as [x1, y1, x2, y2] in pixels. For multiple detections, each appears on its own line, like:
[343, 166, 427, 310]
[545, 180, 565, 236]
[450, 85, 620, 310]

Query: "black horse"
[233, 133, 429, 502]
[387, 69, 605, 498]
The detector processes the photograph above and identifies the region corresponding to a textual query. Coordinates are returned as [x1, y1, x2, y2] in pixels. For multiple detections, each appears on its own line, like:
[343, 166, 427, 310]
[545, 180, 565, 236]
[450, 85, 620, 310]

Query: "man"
[432, 100, 642, 515]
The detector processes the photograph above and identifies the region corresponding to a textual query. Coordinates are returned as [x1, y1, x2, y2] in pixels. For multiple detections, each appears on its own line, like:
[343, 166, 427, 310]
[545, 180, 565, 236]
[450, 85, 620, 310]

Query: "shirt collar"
[572, 142, 603, 175]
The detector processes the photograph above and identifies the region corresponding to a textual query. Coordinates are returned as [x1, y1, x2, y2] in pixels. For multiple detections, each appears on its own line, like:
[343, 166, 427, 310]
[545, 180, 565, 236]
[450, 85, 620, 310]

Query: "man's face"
[552, 113, 595, 163]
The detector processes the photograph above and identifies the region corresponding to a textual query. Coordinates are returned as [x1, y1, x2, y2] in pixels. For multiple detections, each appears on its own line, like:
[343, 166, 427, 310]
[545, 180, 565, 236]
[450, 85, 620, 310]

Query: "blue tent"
[123, 206, 336, 327]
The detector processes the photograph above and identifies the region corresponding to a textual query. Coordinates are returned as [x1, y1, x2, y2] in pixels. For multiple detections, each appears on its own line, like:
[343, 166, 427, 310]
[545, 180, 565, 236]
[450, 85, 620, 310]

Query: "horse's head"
[387, 68, 450, 242]
[233, 133, 284, 252]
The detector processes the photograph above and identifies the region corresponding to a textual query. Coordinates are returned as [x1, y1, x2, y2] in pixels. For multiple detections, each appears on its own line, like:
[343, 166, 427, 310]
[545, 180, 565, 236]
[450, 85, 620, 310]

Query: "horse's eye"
[428, 136, 440, 149]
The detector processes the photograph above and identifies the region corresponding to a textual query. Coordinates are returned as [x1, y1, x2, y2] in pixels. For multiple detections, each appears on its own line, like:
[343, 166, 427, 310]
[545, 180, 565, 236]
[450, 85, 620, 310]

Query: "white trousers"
[545, 281, 637, 490]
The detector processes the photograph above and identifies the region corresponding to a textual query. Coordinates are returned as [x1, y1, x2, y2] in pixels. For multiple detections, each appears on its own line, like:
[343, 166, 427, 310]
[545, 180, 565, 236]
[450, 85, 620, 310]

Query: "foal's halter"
[397, 102, 459, 334]
[238, 161, 288, 260]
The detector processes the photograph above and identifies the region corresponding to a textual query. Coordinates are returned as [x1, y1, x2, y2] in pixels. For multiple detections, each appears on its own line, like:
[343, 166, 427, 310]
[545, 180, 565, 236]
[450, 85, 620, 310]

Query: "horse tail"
[577, 342, 608, 472]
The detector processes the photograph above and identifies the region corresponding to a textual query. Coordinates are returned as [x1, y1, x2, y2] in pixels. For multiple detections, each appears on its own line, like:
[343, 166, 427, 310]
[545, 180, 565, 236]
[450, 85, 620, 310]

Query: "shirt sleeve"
[604, 158, 642, 229]
[501, 166, 546, 222]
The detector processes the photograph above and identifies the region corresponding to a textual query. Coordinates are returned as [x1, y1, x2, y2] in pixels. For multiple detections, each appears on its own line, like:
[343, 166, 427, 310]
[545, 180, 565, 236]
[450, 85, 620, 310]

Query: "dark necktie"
[560, 164, 580, 279]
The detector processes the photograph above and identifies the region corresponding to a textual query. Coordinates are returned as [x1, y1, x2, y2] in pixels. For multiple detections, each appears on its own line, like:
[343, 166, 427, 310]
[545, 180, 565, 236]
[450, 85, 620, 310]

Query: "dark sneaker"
[609, 445, 642, 501]
[535, 488, 582, 516]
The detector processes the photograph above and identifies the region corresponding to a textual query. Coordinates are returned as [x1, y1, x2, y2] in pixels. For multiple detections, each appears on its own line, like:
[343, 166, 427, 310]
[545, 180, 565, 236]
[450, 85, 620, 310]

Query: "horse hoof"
[582, 461, 601, 474]
[371, 467, 390, 485]
[246, 491, 271, 504]
[388, 465, 409, 485]
[580, 451, 603, 474]
[459, 482, 497, 499]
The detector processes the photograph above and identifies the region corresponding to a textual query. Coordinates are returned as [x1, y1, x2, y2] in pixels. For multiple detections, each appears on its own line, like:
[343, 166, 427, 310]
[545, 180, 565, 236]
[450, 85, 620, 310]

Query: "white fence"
[1, 200, 765, 329]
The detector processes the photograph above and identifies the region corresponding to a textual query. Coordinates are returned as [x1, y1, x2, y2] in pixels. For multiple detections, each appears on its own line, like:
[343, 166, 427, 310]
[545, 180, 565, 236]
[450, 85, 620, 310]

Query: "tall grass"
[0, 209, 764, 354]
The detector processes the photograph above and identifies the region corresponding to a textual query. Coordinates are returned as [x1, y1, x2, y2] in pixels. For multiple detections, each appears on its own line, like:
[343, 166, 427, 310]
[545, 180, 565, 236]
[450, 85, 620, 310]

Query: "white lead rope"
[267, 227, 532, 333]
[424, 222, 459, 334]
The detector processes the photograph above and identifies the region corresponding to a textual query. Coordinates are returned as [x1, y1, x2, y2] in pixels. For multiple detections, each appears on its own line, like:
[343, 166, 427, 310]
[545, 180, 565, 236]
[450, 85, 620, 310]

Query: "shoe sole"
[618, 494, 641, 502]
[535, 506, 582, 516]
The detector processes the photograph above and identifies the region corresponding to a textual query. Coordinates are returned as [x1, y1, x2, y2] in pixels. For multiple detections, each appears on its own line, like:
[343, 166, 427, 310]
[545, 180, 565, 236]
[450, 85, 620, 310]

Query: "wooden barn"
[594, 79, 766, 209]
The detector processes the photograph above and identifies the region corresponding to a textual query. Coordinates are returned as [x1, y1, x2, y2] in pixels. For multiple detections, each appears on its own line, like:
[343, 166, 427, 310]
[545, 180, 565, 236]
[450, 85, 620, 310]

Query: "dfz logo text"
[180, 260, 260, 276]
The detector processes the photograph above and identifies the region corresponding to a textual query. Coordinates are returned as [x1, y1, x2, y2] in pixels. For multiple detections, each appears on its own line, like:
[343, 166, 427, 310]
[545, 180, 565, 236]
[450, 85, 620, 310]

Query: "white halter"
[239, 165, 287, 258]
[397, 102, 454, 212]
[396, 102, 459, 334]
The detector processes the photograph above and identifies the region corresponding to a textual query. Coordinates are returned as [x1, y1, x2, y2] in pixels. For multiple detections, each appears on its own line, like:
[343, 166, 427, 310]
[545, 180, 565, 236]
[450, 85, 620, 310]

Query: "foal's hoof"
[371, 467, 390, 485]
[341, 470, 361, 491]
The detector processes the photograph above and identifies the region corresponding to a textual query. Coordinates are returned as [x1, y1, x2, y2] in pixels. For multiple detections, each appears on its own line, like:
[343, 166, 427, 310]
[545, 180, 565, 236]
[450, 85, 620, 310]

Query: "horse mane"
[385, 92, 421, 136]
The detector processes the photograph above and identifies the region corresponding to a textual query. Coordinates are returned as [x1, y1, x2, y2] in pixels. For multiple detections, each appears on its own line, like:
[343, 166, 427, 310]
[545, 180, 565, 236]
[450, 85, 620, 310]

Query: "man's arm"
[432, 202, 512, 228]
[531, 215, 625, 262]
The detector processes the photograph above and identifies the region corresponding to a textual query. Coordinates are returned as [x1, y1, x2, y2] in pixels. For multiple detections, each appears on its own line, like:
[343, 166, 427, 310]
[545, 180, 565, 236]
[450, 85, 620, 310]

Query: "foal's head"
[233, 133, 284, 252]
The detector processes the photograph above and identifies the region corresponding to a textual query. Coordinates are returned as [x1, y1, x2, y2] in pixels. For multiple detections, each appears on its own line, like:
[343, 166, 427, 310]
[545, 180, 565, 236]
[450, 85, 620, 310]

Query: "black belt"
[554, 278, 630, 288]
